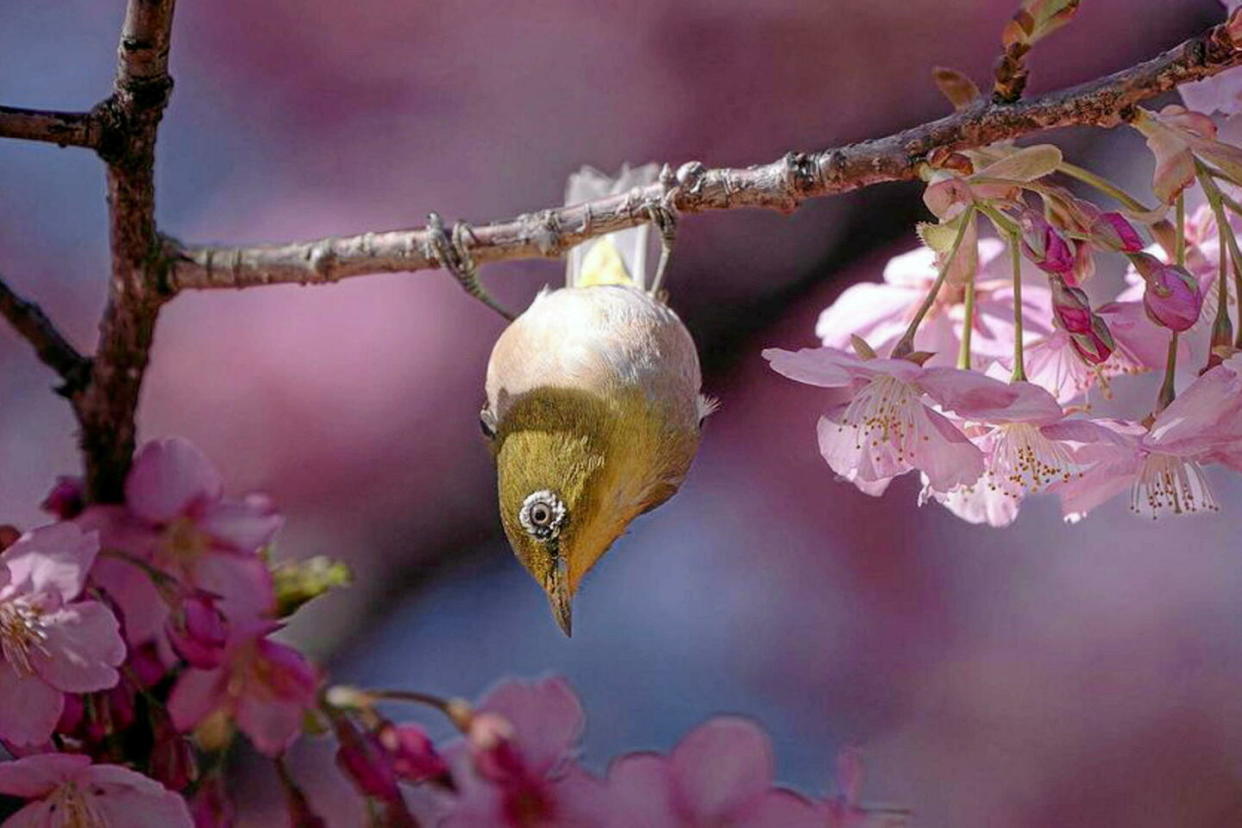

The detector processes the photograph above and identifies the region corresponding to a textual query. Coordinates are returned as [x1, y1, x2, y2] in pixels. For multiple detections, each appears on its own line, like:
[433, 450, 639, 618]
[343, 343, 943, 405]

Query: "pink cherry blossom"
[1055, 355, 1242, 519]
[602, 717, 823, 828]
[0, 752, 192, 828]
[0, 524, 126, 746]
[815, 238, 1053, 368]
[438, 677, 611, 827]
[922, 382, 1100, 526]
[764, 347, 1061, 493]
[80, 437, 280, 646]
[167, 621, 318, 756]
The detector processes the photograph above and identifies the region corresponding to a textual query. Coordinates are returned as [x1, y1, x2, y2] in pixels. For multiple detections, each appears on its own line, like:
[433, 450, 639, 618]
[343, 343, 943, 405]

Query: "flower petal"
[87, 764, 195, 828]
[199, 497, 283, 553]
[918, 370, 1061, 423]
[669, 717, 772, 819]
[31, 601, 125, 693]
[0, 667, 64, 745]
[168, 667, 226, 732]
[763, 347, 861, 388]
[0, 752, 89, 797]
[126, 438, 223, 524]
[912, 407, 986, 492]
[476, 677, 583, 775]
[603, 753, 679, 828]
[0, 523, 98, 604]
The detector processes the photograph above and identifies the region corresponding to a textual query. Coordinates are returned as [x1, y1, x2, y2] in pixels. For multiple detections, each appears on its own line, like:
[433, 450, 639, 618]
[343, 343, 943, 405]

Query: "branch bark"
[0, 274, 91, 394]
[74, 0, 178, 502]
[167, 17, 1242, 291]
[0, 105, 100, 149]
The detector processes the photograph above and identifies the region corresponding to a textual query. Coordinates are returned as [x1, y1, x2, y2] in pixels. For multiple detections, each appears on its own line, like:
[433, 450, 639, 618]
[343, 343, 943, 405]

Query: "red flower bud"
[377, 722, 450, 784]
[40, 476, 84, 520]
[335, 717, 401, 803]
[1069, 314, 1115, 365]
[166, 592, 229, 670]
[1018, 210, 1074, 273]
[1048, 276, 1093, 334]
[1132, 254, 1203, 332]
[1090, 212, 1144, 253]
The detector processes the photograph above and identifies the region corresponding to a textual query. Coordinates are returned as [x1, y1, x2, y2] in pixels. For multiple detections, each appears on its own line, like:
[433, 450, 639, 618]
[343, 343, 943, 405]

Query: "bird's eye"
[519, 490, 566, 540]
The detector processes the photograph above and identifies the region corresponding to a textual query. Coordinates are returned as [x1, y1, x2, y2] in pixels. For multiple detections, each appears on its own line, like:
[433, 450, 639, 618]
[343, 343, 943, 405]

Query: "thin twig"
[0, 105, 100, 149]
[0, 273, 91, 394]
[166, 18, 1242, 291]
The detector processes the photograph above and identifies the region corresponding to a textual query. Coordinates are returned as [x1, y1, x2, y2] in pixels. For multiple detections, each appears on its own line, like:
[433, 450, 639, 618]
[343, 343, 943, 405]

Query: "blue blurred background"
[4, 1, 1241, 825]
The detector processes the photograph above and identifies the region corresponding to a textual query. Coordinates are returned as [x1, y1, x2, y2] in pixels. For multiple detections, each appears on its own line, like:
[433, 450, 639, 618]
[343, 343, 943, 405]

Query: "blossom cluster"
[0, 437, 903, 826]
[765, 58, 1242, 526]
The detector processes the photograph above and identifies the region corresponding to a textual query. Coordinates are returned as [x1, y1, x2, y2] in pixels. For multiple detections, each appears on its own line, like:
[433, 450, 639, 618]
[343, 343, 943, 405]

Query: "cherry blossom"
[816, 239, 1053, 368]
[80, 437, 280, 646]
[0, 524, 126, 746]
[1055, 355, 1242, 519]
[601, 717, 823, 827]
[0, 752, 192, 828]
[764, 346, 1073, 494]
[437, 677, 610, 827]
[167, 620, 318, 756]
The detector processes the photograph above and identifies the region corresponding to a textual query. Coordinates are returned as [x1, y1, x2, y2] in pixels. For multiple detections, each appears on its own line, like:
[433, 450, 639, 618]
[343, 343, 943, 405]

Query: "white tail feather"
[565, 163, 661, 291]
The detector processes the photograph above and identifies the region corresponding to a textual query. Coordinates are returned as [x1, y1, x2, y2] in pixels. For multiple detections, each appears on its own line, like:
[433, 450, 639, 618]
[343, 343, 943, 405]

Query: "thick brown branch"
[0, 273, 91, 394]
[168, 17, 1242, 292]
[75, 0, 178, 503]
[0, 105, 99, 149]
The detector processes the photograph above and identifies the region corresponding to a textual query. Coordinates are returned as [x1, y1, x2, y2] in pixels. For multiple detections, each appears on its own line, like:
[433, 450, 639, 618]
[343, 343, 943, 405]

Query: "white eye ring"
[519, 490, 567, 540]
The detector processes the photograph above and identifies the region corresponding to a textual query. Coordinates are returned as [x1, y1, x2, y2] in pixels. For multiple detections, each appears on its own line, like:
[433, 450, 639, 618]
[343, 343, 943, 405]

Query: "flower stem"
[1008, 230, 1027, 382]
[891, 207, 974, 359]
[1175, 192, 1186, 268]
[1195, 164, 1235, 356]
[957, 272, 976, 370]
[1057, 161, 1154, 213]
[1157, 332, 1179, 413]
[325, 685, 473, 732]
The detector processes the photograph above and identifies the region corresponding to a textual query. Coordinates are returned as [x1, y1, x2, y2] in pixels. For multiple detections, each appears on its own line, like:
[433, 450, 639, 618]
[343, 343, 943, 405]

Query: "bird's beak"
[546, 559, 573, 637]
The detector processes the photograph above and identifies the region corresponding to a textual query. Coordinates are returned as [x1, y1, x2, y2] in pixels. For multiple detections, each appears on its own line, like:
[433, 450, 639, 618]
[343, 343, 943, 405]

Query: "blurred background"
[4, 0, 1242, 825]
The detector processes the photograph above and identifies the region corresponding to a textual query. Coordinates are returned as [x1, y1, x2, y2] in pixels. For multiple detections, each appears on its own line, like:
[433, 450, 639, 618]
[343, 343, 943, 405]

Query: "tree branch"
[167, 17, 1242, 291]
[74, 0, 178, 503]
[0, 105, 100, 149]
[0, 273, 91, 394]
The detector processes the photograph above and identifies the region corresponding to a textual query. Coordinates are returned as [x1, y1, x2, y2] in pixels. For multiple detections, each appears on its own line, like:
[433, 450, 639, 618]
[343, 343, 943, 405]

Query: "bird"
[482, 163, 713, 636]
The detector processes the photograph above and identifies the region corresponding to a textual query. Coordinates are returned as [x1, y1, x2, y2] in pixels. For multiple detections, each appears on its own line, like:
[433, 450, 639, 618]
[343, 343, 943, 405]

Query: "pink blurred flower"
[825, 748, 908, 828]
[602, 717, 822, 827]
[335, 715, 402, 802]
[0, 752, 192, 827]
[188, 772, 234, 828]
[81, 437, 280, 646]
[815, 239, 1053, 368]
[378, 721, 449, 783]
[40, 477, 84, 521]
[441, 677, 610, 827]
[764, 347, 1061, 493]
[1055, 354, 1242, 519]
[168, 621, 318, 756]
[0, 524, 125, 746]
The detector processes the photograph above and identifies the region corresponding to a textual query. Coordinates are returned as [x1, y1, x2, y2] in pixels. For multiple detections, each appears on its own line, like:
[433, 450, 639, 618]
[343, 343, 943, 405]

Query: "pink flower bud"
[1133, 254, 1203, 332]
[1018, 210, 1074, 273]
[56, 694, 85, 735]
[166, 592, 229, 670]
[1090, 212, 1144, 253]
[1069, 315, 1115, 365]
[377, 722, 450, 784]
[40, 476, 84, 519]
[335, 717, 401, 803]
[1048, 276, 1093, 334]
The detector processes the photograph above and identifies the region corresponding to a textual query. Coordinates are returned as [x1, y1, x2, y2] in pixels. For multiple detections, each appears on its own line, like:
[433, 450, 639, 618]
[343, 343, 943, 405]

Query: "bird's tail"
[565, 163, 661, 293]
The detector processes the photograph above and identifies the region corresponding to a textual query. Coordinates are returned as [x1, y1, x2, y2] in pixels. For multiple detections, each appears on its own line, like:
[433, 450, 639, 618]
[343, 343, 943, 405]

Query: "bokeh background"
[4, 1, 1242, 825]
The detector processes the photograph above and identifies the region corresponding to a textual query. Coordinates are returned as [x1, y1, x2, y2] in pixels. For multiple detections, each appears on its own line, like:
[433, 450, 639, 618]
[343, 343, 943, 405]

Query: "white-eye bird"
[482, 164, 713, 636]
